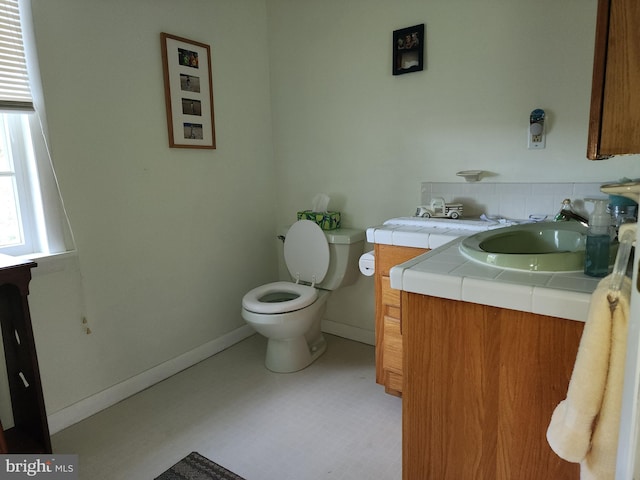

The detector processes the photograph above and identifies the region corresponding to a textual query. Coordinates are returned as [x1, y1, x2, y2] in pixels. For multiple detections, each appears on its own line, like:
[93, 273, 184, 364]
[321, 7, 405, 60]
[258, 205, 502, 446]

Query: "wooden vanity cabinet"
[402, 293, 582, 480]
[587, 0, 640, 159]
[374, 244, 427, 396]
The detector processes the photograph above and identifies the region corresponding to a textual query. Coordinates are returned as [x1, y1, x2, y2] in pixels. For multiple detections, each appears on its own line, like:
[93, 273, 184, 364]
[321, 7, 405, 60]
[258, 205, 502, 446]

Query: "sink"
[459, 222, 589, 272]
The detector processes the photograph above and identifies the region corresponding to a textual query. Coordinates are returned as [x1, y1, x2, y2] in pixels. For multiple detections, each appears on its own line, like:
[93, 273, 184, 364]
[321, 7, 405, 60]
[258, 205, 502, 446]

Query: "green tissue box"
[297, 210, 341, 230]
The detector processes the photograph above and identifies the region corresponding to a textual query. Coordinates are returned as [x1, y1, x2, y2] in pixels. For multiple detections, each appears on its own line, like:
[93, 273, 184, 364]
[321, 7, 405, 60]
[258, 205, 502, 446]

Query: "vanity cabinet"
[402, 293, 582, 480]
[374, 244, 427, 396]
[587, 0, 640, 159]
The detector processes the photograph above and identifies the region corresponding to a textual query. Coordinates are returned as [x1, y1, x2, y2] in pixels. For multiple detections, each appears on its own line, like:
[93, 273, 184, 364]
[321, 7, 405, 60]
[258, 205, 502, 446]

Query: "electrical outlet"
[528, 108, 546, 149]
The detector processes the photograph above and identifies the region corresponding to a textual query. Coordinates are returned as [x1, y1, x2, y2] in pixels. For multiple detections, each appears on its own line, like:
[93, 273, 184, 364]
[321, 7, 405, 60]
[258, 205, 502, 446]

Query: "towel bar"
[610, 223, 637, 295]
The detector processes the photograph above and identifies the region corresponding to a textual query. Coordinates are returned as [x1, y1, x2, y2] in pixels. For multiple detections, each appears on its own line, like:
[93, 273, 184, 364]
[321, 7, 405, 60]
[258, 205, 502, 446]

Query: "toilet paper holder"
[359, 250, 375, 276]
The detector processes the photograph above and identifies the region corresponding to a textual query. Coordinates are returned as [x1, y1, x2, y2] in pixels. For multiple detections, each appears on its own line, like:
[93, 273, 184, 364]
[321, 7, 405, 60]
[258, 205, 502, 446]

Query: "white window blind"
[0, 0, 31, 110]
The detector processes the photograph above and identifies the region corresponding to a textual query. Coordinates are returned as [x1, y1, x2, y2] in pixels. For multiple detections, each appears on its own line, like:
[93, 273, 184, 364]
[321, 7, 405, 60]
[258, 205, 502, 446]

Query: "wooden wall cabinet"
[402, 293, 582, 480]
[587, 0, 640, 160]
[374, 244, 427, 396]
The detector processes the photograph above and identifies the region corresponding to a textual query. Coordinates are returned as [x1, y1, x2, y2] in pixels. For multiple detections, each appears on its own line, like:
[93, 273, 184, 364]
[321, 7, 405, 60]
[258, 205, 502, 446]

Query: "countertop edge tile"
[402, 270, 463, 300]
[392, 230, 431, 249]
[532, 286, 590, 322]
[462, 277, 533, 312]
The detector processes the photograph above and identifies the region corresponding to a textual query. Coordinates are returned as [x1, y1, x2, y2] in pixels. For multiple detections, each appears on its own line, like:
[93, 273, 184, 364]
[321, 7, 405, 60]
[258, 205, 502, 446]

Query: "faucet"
[554, 199, 589, 227]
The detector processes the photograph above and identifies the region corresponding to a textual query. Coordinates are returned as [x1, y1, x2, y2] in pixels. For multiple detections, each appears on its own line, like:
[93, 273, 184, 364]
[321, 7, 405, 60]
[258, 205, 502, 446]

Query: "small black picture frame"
[393, 24, 425, 76]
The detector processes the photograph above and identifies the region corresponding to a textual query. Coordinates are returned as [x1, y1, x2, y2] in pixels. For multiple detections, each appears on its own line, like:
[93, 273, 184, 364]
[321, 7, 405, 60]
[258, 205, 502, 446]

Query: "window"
[0, 0, 71, 257]
[0, 114, 42, 255]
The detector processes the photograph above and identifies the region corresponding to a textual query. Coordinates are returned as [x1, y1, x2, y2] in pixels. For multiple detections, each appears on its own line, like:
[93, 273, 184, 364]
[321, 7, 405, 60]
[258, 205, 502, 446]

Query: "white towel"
[546, 274, 631, 480]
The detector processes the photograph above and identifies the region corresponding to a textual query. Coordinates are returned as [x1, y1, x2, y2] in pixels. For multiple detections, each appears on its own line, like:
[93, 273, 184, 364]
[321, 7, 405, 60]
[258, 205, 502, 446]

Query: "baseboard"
[47, 324, 255, 435]
[322, 319, 375, 346]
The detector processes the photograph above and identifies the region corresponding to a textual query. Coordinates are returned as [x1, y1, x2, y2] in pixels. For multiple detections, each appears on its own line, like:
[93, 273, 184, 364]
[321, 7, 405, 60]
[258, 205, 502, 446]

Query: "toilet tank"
[317, 227, 365, 290]
[277, 225, 365, 290]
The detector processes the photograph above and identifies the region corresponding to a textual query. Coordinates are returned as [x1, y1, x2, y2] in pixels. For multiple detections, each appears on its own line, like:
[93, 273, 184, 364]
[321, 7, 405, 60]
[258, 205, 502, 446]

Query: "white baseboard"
[322, 319, 375, 346]
[47, 324, 255, 435]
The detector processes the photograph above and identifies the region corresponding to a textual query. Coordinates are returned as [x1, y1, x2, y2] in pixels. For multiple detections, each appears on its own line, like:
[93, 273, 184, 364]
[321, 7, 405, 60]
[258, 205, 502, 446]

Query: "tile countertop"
[365, 216, 518, 249]
[367, 218, 600, 323]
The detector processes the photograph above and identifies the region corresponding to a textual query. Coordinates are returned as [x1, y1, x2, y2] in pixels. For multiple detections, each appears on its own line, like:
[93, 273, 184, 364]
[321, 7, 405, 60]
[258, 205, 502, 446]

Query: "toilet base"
[265, 334, 327, 373]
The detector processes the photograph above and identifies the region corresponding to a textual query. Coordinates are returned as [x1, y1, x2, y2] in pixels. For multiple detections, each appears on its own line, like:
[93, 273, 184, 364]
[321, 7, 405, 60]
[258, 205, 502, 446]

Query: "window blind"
[0, 0, 32, 111]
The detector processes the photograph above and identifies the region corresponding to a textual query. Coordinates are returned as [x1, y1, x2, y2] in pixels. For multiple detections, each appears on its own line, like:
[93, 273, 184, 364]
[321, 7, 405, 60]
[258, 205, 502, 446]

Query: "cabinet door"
[402, 294, 499, 479]
[587, 0, 640, 159]
[402, 293, 582, 480]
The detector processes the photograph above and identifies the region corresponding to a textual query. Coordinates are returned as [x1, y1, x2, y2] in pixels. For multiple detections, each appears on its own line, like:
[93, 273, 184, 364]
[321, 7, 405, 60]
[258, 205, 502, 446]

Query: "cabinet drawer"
[376, 244, 428, 276]
[385, 371, 403, 395]
[383, 304, 400, 320]
[383, 316, 402, 374]
[381, 276, 400, 307]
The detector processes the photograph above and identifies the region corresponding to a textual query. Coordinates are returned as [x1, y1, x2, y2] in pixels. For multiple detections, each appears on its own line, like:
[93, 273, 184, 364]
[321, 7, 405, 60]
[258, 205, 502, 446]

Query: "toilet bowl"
[241, 220, 364, 373]
[242, 288, 329, 373]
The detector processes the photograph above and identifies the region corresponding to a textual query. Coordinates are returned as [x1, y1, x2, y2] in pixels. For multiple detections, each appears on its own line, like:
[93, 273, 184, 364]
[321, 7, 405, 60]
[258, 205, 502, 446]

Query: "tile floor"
[51, 334, 402, 480]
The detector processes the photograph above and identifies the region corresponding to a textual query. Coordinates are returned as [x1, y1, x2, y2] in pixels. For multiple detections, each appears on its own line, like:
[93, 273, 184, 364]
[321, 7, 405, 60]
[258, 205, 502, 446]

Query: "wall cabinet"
[402, 293, 582, 480]
[374, 244, 427, 396]
[587, 0, 640, 159]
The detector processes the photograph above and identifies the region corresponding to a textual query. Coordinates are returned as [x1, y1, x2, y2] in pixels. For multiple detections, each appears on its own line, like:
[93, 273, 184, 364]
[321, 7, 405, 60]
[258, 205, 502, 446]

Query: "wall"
[421, 182, 605, 221]
[24, 0, 278, 424]
[11, 0, 640, 429]
[266, 0, 640, 337]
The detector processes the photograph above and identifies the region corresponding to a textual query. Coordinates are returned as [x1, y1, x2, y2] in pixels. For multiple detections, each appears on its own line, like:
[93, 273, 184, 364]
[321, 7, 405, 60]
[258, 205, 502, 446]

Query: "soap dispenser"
[584, 199, 612, 277]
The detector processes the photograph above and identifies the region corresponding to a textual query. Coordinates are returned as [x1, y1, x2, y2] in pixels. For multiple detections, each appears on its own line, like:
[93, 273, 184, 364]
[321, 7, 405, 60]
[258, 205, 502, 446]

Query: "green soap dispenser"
[584, 199, 612, 277]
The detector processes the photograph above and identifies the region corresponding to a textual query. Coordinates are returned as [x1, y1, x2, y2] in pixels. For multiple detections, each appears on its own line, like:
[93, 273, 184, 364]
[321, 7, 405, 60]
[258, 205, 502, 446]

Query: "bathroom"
[2, 0, 640, 478]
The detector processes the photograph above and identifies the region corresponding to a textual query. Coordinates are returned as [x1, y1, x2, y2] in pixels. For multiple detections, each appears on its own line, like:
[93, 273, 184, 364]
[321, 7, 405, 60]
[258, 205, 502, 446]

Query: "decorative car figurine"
[415, 198, 463, 219]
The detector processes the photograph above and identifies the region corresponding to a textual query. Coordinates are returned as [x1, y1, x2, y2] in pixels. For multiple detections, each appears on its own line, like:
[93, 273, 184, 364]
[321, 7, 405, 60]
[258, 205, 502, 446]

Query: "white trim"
[47, 324, 255, 434]
[616, 243, 640, 479]
[322, 319, 375, 346]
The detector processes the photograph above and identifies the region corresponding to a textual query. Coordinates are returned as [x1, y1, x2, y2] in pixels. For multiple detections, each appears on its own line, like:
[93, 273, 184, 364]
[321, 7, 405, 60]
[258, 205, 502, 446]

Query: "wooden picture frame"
[393, 24, 425, 76]
[161, 33, 216, 149]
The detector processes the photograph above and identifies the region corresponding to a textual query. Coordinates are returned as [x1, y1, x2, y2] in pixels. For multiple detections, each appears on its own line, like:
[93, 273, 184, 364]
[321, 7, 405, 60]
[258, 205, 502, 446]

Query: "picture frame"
[392, 24, 425, 76]
[161, 32, 216, 149]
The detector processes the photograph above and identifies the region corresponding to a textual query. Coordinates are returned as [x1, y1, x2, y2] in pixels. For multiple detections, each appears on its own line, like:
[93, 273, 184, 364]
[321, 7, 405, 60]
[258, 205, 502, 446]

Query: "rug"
[155, 452, 246, 480]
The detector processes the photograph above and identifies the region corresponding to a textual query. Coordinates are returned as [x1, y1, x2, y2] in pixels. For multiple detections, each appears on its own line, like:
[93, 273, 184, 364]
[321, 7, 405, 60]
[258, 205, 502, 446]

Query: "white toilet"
[241, 220, 364, 373]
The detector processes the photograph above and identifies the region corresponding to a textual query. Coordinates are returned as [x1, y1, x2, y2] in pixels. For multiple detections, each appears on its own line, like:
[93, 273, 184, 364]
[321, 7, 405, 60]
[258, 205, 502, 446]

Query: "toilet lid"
[284, 220, 329, 285]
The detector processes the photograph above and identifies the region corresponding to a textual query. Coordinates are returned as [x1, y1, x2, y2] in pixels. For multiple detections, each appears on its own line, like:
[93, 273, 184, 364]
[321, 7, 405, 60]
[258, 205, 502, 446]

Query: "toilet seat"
[242, 281, 318, 314]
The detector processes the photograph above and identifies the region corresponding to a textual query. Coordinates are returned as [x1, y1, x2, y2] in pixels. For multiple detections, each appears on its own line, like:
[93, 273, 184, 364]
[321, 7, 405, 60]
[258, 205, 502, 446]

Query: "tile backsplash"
[421, 182, 606, 221]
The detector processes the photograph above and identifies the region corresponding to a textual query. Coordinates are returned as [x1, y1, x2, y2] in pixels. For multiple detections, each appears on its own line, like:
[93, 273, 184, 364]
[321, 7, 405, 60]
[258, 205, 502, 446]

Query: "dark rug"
[155, 452, 246, 480]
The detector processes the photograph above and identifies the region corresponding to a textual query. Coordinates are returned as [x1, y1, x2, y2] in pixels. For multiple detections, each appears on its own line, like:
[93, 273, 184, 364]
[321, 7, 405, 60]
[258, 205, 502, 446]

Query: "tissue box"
[297, 210, 341, 230]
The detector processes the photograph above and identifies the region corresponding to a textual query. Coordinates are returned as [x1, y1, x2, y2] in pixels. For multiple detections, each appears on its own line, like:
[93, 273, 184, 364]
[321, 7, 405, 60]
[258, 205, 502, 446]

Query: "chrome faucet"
[554, 199, 589, 227]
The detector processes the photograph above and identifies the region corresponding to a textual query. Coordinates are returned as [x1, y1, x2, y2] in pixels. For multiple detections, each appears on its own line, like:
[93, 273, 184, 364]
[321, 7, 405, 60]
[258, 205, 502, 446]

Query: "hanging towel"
[546, 274, 631, 480]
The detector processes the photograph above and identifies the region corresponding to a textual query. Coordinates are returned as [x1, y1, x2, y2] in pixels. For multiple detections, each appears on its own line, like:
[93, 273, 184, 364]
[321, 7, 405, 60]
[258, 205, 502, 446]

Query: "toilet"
[241, 220, 364, 373]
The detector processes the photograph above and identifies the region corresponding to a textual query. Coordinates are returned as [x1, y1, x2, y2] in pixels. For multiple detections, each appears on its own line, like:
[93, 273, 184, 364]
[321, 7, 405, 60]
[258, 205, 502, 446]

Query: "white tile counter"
[367, 218, 600, 323]
[366, 216, 515, 249]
